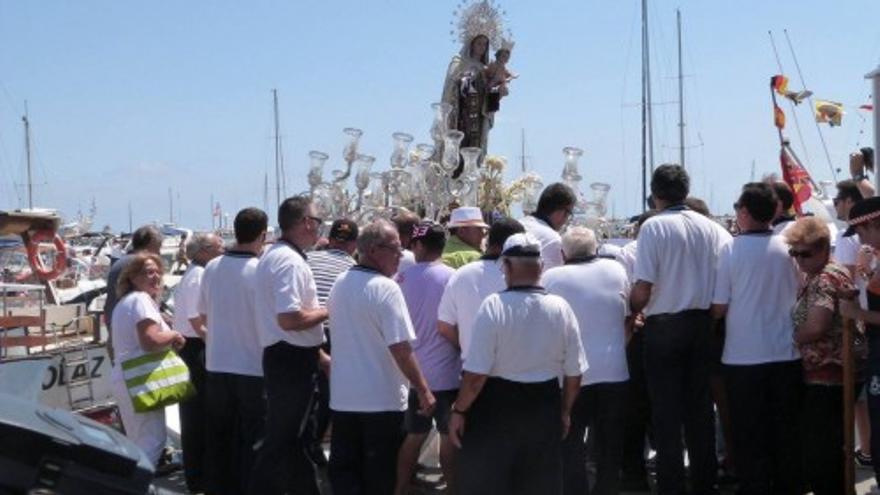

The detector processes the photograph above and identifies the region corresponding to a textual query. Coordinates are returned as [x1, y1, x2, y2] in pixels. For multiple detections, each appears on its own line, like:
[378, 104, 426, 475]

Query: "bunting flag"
[771, 75, 789, 95]
[780, 145, 813, 215]
[860, 104, 874, 111]
[814, 99, 844, 126]
[774, 103, 786, 130]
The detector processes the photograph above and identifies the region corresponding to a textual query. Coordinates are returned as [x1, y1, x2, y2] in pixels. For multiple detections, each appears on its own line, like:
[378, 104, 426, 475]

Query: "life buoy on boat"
[25, 230, 67, 280]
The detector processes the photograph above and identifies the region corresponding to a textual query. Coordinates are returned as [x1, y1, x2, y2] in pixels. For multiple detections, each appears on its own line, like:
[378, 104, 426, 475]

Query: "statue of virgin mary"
[438, 0, 511, 174]
[441, 34, 492, 159]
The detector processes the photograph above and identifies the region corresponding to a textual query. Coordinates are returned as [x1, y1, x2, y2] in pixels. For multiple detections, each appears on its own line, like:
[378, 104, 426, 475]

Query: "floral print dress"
[792, 261, 866, 385]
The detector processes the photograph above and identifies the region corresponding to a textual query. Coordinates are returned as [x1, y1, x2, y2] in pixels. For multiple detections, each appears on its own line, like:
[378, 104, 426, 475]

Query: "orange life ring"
[25, 230, 67, 280]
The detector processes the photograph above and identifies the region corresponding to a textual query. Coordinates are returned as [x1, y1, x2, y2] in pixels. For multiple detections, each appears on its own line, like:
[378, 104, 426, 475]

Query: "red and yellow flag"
[780, 146, 812, 215]
[771, 75, 789, 95]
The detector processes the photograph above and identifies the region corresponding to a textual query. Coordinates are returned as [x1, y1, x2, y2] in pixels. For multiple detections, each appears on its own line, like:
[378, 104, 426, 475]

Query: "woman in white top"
[110, 252, 185, 468]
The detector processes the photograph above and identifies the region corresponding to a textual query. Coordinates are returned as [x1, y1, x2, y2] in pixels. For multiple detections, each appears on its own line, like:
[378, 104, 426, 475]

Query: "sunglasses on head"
[788, 248, 815, 259]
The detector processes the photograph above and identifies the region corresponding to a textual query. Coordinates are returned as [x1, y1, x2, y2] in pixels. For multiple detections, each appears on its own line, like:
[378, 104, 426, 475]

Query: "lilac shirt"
[397, 261, 461, 391]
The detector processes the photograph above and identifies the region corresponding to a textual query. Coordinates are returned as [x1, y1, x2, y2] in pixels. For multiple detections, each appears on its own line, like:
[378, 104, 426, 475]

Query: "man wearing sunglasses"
[711, 183, 802, 494]
[250, 196, 328, 495]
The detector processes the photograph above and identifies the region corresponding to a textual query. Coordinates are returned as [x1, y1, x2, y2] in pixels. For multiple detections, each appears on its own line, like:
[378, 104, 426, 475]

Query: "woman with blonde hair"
[786, 217, 865, 495]
[110, 252, 185, 469]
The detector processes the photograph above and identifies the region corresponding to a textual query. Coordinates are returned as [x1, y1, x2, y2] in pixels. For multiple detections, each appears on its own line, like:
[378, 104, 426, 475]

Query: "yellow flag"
[814, 99, 844, 126]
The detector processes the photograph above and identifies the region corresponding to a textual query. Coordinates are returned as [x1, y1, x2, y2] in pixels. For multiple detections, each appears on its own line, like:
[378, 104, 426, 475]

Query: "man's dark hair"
[411, 222, 447, 255]
[278, 195, 312, 232]
[684, 197, 710, 216]
[392, 210, 420, 242]
[836, 179, 864, 203]
[862, 146, 875, 172]
[650, 164, 689, 203]
[234, 207, 268, 244]
[487, 217, 525, 249]
[131, 225, 162, 252]
[535, 183, 577, 216]
[636, 209, 658, 228]
[738, 183, 777, 223]
[771, 182, 794, 211]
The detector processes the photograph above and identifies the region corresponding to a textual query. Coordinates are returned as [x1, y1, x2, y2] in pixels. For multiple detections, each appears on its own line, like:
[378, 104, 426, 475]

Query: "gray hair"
[185, 232, 218, 260]
[561, 226, 598, 259]
[357, 219, 396, 256]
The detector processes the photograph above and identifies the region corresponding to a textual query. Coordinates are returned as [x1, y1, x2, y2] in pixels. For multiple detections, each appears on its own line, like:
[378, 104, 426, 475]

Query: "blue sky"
[1, 1, 879, 231]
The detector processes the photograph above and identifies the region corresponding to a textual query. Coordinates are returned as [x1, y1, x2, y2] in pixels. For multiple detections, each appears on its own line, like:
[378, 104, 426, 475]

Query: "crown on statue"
[450, 0, 513, 51]
[499, 37, 515, 53]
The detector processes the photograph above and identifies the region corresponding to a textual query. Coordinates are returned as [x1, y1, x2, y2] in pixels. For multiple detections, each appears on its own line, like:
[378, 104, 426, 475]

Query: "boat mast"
[272, 89, 282, 208]
[22, 101, 33, 209]
[677, 9, 685, 169]
[520, 128, 527, 173]
[168, 187, 173, 223]
[640, 0, 654, 210]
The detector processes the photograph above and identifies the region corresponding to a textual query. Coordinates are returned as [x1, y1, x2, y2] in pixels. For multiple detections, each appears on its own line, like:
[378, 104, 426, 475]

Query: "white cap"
[447, 206, 489, 229]
[501, 232, 541, 258]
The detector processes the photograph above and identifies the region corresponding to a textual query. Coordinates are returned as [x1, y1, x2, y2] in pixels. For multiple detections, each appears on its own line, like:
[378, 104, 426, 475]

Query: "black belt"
[645, 308, 709, 323]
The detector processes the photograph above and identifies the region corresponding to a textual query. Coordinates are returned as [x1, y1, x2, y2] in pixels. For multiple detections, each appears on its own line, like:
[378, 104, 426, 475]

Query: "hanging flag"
[780, 145, 813, 215]
[814, 99, 844, 126]
[774, 103, 786, 129]
[771, 75, 789, 95]
[213, 202, 221, 217]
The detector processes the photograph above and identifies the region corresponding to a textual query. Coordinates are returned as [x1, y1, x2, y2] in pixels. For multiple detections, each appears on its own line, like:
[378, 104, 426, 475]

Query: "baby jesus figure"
[485, 46, 517, 113]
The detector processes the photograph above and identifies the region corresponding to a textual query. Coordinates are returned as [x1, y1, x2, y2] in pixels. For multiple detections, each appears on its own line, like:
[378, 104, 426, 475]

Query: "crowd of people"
[101, 154, 880, 495]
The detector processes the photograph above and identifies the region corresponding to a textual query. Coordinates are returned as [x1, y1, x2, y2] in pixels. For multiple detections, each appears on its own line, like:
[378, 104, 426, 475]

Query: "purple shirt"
[397, 261, 461, 391]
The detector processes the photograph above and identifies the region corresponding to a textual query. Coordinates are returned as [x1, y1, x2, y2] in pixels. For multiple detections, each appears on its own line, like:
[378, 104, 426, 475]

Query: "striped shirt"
[307, 249, 356, 334]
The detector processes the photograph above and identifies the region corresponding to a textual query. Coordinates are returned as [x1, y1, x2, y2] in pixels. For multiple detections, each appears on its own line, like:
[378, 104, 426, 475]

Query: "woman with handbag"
[110, 252, 186, 469]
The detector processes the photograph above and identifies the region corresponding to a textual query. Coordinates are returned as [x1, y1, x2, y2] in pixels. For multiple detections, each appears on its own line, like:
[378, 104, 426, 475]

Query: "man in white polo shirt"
[249, 196, 328, 495]
[519, 182, 577, 271]
[630, 164, 731, 495]
[711, 183, 802, 494]
[197, 208, 267, 495]
[543, 226, 630, 495]
[437, 217, 524, 358]
[448, 233, 587, 495]
[327, 220, 435, 495]
[172, 232, 223, 493]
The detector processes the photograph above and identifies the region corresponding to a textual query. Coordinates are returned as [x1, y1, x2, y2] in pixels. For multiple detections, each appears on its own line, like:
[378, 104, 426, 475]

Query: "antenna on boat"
[22, 101, 33, 210]
[677, 9, 685, 170]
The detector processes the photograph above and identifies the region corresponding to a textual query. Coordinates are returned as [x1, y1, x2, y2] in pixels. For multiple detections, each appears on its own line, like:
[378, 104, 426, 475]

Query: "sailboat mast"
[677, 9, 685, 169]
[640, 0, 649, 210]
[273, 89, 282, 209]
[520, 128, 526, 173]
[22, 102, 33, 209]
[644, 0, 654, 173]
[168, 187, 173, 223]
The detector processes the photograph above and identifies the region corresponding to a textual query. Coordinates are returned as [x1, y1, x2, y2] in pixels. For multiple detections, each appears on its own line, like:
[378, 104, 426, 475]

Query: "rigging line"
[768, 30, 814, 177]
[783, 29, 838, 182]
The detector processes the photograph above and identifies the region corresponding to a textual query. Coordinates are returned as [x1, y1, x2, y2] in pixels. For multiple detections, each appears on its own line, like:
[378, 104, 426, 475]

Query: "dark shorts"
[404, 388, 457, 435]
